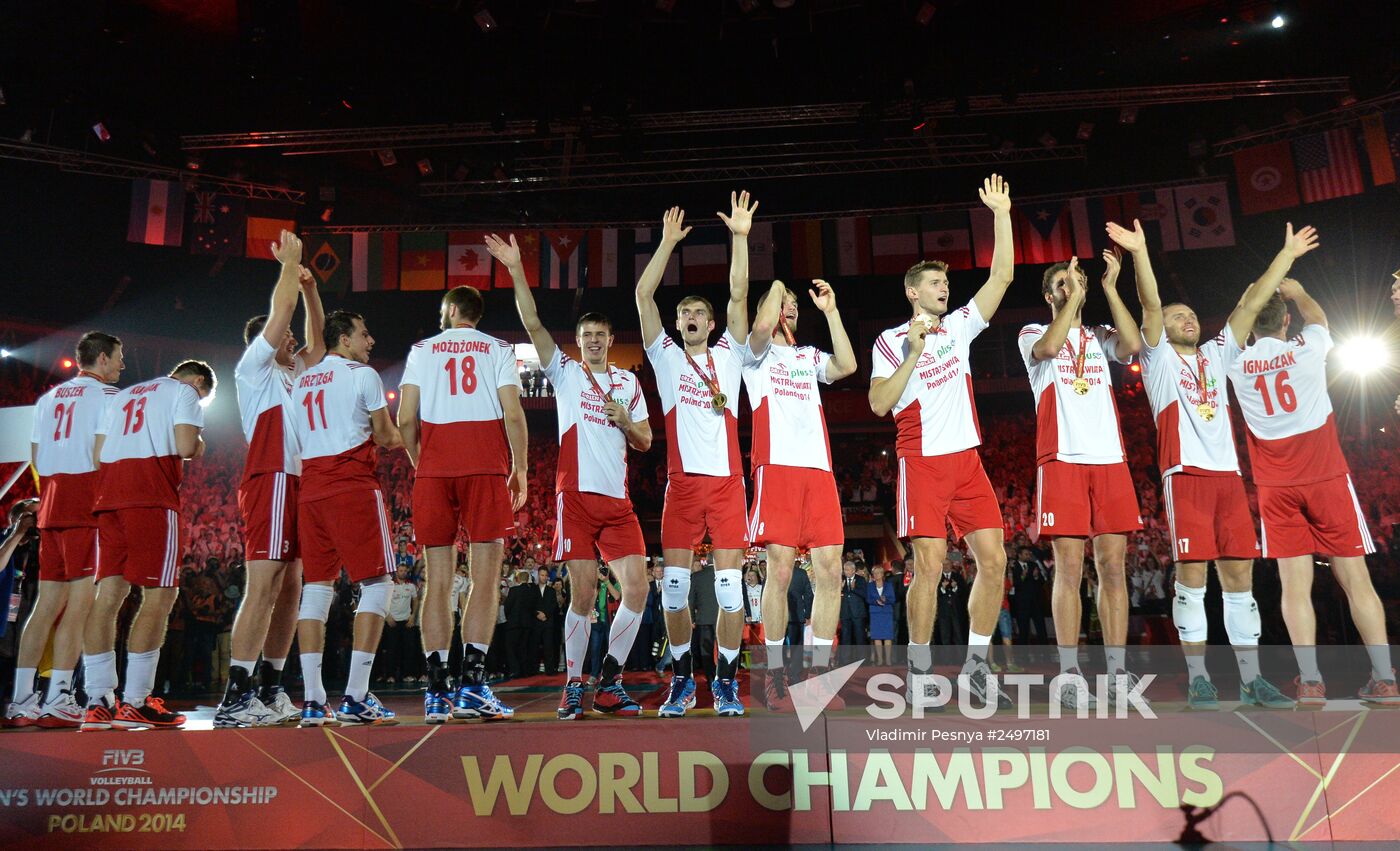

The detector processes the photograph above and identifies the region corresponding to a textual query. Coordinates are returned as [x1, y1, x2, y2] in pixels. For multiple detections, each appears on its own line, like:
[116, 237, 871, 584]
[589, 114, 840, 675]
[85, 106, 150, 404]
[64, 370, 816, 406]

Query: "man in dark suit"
[502, 571, 538, 678]
[645, 562, 667, 673]
[1011, 547, 1049, 644]
[786, 562, 814, 648]
[838, 560, 869, 662]
[530, 568, 560, 674]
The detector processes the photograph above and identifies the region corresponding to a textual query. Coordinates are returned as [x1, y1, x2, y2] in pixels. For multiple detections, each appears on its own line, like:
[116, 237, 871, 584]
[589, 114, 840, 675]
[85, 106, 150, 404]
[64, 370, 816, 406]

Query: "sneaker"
[906, 668, 945, 714]
[962, 662, 1014, 710]
[80, 697, 117, 732]
[592, 675, 642, 716]
[762, 668, 795, 712]
[335, 693, 397, 725]
[1239, 676, 1295, 709]
[1186, 676, 1219, 711]
[557, 679, 585, 720]
[299, 700, 339, 727]
[424, 689, 453, 724]
[214, 691, 277, 728]
[658, 675, 697, 718]
[260, 687, 301, 724]
[1053, 668, 1098, 712]
[802, 667, 847, 711]
[36, 690, 84, 729]
[3, 692, 42, 728]
[1107, 668, 1151, 709]
[1294, 677, 1326, 709]
[453, 683, 514, 721]
[113, 696, 185, 729]
[1358, 670, 1400, 706]
[712, 678, 745, 717]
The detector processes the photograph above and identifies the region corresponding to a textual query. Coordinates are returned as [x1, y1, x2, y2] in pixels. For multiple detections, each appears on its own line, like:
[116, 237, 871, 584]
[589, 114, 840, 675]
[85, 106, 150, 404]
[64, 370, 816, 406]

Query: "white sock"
[83, 651, 118, 706]
[124, 650, 160, 704]
[231, 658, 256, 677]
[1058, 645, 1080, 673]
[1184, 652, 1209, 682]
[46, 669, 74, 702]
[265, 657, 286, 671]
[1234, 647, 1260, 683]
[718, 645, 740, 664]
[606, 606, 643, 666]
[347, 650, 375, 701]
[966, 630, 992, 664]
[1294, 645, 1321, 682]
[299, 652, 326, 704]
[812, 636, 834, 668]
[908, 642, 932, 672]
[564, 609, 590, 681]
[765, 639, 785, 669]
[469, 642, 489, 655]
[670, 641, 691, 658]
[12, 667, 36, 703]
[1365, 644, 1394, 682]
[1105, 646, 1126, 674]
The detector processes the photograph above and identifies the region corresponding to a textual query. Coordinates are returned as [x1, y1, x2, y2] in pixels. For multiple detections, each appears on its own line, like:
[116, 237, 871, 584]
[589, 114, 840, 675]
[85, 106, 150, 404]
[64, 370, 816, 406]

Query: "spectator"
[786, 561, 813, 648]
[839, 560, 869, 663]
[866, 566, 896, 666]
[743, 568, 764, 648]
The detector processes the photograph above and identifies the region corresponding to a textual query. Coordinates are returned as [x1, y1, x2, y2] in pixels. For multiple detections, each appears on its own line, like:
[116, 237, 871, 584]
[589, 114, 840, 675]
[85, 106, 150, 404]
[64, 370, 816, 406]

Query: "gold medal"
[1072, 377, 1090, 395]
[1197, 403, 1215, 421]
[1065, 327, 1091, 397]
[711, 392, 728, 412]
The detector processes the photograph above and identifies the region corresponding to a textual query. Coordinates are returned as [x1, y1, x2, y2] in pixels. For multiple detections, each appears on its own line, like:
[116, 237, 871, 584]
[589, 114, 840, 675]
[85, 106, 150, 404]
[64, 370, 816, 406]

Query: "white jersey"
[541, 350, 648, 500]
[30, 374, 119, 528]
[95, 377, 204, 512]
[1018, 323, 1132, 466]
[1226, 324, 1347, 486]
[1139, 325, 1243, 477]
[401, 327, 521, 477]
[234, 335, 304, 481]
[644, 329, 743, 477]
[742, 341, 834, 472]
[871, 300, 988, 458]
[291, 354, 387, 502]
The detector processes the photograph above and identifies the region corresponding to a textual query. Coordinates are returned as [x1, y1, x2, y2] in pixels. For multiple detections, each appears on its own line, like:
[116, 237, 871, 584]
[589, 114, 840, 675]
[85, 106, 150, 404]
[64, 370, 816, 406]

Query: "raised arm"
[1227, 224, 1320, 343]
[397, 384, 421, 466]
[1279, 278, 1327, 328]
[0, 509, 35, 572]
[636, 207, 691, 348]
[718, 190, 758, 340]
[263, 230, 303, 347]
[499, 385, 529, 511]
[298, 265, 327, 367]
[811, 279, 857, 381]
[869, 321, 931, 417]
[748, 279, 786, 358]
[1030, 258, 1087, 361]
[971, 174, 1016, 321]
[1107, 219, 1162, 347]
[1100, 248, 1141, 356]
[487, 233, 557, 365]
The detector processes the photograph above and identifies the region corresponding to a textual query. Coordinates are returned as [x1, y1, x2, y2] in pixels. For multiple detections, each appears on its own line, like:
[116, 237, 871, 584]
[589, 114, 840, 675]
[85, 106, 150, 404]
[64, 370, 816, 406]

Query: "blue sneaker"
[1186, 676, 1220, 711]
[712, 678, 745, 717]
[658, 675, 697, 718]
[592, 675, 642, 716]
[424, 689, 453, 724]
[335, 693, 397, 725]
[557, 679, 585, 720]
[453, 683, 515, 720]
[298, 700, 339, 727]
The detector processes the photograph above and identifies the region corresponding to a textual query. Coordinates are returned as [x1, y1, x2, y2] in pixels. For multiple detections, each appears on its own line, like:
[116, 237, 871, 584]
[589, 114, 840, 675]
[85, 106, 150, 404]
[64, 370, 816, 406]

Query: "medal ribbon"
[1063, 325, 1090, 383]
[1174, 348, 1209, 406]
[777, 313, 797, 346]
[582, 363, 620, 405]
[683, 347, 722, 400]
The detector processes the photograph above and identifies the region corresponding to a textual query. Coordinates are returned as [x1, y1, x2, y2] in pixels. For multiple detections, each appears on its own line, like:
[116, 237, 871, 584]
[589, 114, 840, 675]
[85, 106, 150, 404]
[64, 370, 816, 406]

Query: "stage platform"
[2, 669, 1399, 848]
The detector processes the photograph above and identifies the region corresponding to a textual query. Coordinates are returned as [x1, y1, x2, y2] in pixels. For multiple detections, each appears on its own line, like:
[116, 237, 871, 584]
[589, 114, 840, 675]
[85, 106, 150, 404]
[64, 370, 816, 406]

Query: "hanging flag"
[127, 179, 186, 247]
[493, 232, 541, 289]
[584, 228, 624, 288]
[787, 220, 826, 279]
[680, 226, 730, 285]
[188, 192, 246, 256]
[1174, 183, 1236, 250]
[352, 232, 399, 292]
[870, 215, 921, 276]
[1233, 140, 1300, 215]
[447, 231, 493, 289]
[1111, 188, 1181, 252]
[399, 232, 446, 291]
[1293, 127, 1364, 203]
[1069, 195, 1126, 258]
[1016, 204, 1075, 264]
[246, 215, 298, 261]
[832, 217, 872, 277]
[543, 229, 587, 289]
[633, 228, 680, 286]
[1360, 113, 1397, 186]
[919, 212, 973, 271]
[304, 234, 351, 295]
[748, 221, 775, 280]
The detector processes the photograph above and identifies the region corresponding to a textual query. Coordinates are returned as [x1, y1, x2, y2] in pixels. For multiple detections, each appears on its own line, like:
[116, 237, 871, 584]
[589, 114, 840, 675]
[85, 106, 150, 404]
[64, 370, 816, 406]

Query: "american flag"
[1293, 128, 1363, 203]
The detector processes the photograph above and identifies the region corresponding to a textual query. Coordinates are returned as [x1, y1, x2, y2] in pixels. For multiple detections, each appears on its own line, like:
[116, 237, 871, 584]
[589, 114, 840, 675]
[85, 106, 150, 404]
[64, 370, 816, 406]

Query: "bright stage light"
[1271, 15, 1285, 28]
[0, 349, 10, 359]
[1334, 336, 1390, 376]
[61, 358, 74, 369]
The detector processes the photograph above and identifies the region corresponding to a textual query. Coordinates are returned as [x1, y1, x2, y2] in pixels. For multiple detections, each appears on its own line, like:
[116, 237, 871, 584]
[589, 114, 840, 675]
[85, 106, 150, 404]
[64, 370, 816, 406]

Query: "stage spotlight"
[1334, 336, 1390, 376]
[92, 122, 111, 142]
[386, 390, 398, 402]
[1271, 15, 1285, 28]
[319, 206, 334, 223]
[1, 349, 10, 359]
[377, 148, 397, 167]
[62, 358, 74, 369]
[1129, 363, 1141, 374]
[474, 5, 497, 32]
[416, 157, 434, 176]
[185, 155, 202, 171]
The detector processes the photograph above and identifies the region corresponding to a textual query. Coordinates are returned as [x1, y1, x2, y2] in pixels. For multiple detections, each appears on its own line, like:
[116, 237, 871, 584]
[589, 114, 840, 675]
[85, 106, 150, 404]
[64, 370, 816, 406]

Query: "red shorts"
[553, 491, 646, 563]
[661, 472, 748, 551]
[299, 490, 396, 584]
[239, 472, 299, 562]
[1032, 460, 1142, 542]
[897, 449, 1003, 540]
[39, 527, 98, 582]
[96, 508, 185, 588]
[747, 465, 844, 550]
[1163, 473, 1260, 562]
[1258, 474, 1375, 559]
[412, 474, 514, 546]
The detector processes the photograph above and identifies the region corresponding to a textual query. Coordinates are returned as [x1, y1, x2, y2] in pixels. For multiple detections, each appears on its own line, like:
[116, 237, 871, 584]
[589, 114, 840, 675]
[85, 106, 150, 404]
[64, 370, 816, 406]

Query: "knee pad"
[1172, 582, 1208, 643]
[1222, 591, 1261, 646]
[715, 569, 744, 613]
[298, 584, 335, 623]
[662, 566, 691, 613]
[356, 579, 392, 618]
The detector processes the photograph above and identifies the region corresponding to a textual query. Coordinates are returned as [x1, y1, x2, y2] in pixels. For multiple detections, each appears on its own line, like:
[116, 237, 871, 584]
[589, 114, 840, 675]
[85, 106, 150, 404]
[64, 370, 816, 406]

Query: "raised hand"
[1065, 257, 1087, 303]
[661, 206, 693, 244]
[484, 233, 522, 269]
[297, 265, 315, 289]
[718, 190, 759, 236]
[1101, 248, 1122, 289]
[809, 279, 838, 314]
[271, 229, 302, 266]
[977, 173, 1011, 214]
[907, 317, 930, 358]
[1277, 277, 1305, 301]
[1105, 219, 1146, 254]
[1282, 223, 1319, 259]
